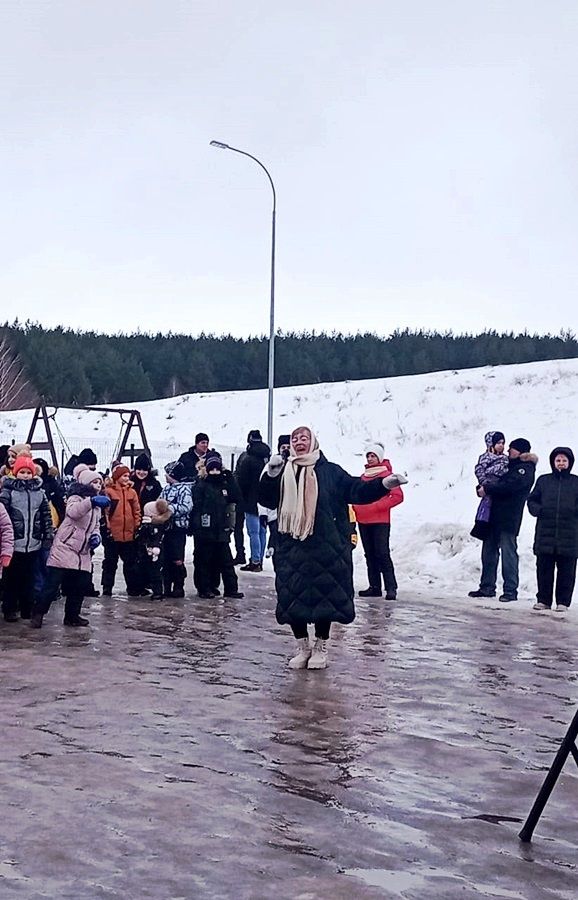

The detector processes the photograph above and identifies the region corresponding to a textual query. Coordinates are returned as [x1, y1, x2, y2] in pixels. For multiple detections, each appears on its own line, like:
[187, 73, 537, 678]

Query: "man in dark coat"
[231, 429, 263, 565]
[236, 430, 271, 572]
[469, 437, 537, 603]
[178, 433, 209, 479]
[527, 446, 578, 612]
[258, 426, 407, 670]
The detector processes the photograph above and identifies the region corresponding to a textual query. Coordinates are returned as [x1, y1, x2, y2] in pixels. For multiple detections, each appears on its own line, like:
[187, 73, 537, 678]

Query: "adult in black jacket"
[527, 446, 578, 611]
[178, 432, 209, 479]
[191, 450, 243, 599]
[236, 434, 271, 571]
[470, 438, 537, 603]
[131, 454, 162, 512]
[258, 426, 407, 670]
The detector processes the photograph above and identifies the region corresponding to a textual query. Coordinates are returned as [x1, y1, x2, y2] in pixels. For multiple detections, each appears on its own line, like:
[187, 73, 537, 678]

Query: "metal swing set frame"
[25, 404, 151, 472]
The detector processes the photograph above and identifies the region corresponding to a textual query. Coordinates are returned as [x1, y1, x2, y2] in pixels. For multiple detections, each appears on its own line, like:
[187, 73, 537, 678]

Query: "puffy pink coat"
[0, 503, 14, 570]
[47, 491, 100, 572]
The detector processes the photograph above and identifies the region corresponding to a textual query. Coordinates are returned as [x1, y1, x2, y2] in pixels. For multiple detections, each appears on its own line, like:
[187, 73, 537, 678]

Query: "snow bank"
[2, 356, 577, 601]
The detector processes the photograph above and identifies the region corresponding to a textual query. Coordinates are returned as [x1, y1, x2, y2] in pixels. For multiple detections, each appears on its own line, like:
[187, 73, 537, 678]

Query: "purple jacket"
[48, 485, 100, 572]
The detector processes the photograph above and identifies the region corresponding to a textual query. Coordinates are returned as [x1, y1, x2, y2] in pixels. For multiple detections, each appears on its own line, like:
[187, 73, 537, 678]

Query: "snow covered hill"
[2, 357, 578, 600]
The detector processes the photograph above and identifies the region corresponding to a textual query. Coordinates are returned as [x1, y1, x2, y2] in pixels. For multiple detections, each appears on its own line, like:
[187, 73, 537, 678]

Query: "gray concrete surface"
[0, 569, 577, 899]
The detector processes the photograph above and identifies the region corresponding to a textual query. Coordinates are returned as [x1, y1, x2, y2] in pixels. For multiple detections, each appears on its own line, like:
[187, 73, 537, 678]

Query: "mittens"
[382, 473, 409, 490]
[267, 454, 285, 477]
[88, 534, 101, 550]
[91, 494, 111, 509]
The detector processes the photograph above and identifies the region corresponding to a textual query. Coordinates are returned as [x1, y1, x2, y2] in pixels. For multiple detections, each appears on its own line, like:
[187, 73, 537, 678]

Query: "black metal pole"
[519, 706, 578, 842]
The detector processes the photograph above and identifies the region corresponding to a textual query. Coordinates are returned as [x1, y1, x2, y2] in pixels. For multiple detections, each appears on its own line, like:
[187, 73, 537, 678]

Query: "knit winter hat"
[111, 465, 130, 482]
[509, 438, 531, 454]
[13, 455, 37, 476]
[485, 431, 505, 449]
[277, 434, 291, 451]
[205, 450, 223, 472]
[134, 453, 152, 471]
[78, 468, 103, 487]
[78, 448, 98, 466]
[73, 463, 90, 480]
[164, 460, 186, 482]
[365, 443, 385, 462]
[9, 443, 32, 459]
[195, 432, 209, 445]
[247, 429, 262, 443]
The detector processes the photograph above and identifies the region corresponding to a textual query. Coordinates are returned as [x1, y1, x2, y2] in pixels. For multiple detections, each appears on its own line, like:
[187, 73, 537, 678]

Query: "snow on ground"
[2, 357, 578, 605]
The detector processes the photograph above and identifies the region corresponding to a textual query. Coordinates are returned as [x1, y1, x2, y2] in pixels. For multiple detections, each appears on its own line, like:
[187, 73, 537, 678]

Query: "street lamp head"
[210, 140, 230, 150]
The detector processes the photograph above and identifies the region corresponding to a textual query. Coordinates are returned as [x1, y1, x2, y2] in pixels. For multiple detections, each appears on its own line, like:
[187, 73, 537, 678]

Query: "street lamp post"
[210, 140, 276, 450]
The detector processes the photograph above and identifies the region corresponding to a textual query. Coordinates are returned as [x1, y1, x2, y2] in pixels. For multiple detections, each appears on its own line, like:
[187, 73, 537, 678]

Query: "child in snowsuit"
[136, 498, 172, 599]
[0, 454, 53, 620]
[31, 469, 110, 628]
[160, 460, 194, 598]
[191, 450, 244, 599]
[102, 465, 142, 596]
[472, 431, 509, 538]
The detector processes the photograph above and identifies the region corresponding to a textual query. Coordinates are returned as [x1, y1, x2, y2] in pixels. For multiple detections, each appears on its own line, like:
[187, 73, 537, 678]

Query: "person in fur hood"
[470, 438, 537, 603]
[135, 498, 172, 600]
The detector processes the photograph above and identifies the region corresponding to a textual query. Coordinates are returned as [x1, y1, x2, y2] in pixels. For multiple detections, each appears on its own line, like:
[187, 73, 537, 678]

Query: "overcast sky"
[0, 1, 577, 339]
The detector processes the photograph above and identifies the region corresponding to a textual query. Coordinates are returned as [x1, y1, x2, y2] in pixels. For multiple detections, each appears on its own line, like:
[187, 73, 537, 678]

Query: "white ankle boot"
[308, 638, 329, 669]
[288, 637, 312, 669]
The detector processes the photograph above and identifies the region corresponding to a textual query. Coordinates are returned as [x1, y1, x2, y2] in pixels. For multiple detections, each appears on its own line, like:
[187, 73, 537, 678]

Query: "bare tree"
[0, 331, 39, 410]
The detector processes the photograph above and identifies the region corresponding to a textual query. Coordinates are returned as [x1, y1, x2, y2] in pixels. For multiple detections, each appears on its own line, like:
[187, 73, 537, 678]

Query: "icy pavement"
[0, 571, 577, 899]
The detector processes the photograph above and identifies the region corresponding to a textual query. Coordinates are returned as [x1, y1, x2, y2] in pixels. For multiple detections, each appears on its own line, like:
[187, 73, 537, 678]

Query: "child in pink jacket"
[0, 504, 14, 575]
[30, 469, 110, 628]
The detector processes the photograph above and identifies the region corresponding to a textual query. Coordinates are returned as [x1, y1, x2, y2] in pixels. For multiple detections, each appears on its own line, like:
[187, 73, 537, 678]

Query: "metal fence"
[16, 434, 244, 475]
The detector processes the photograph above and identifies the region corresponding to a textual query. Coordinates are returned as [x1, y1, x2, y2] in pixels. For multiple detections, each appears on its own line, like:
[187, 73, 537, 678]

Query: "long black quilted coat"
[527, 447, 578, 557]
[258, 453, 390, 627]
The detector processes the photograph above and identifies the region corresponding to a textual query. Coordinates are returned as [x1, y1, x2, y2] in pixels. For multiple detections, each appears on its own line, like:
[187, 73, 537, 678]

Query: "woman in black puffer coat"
[527, 446, 578, 611]
[258, 426, 407, 671]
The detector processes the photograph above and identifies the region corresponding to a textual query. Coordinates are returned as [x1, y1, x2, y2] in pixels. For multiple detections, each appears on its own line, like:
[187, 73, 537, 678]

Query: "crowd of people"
[0, 425, 575, 670]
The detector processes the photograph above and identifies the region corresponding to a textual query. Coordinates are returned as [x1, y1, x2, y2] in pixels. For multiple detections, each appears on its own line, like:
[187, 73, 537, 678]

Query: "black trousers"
[193, 538, 238, 595]
[163, 530, 187, 595]
[34, 566, 90, 621]
[101, 540, 139, 594]
[234, 508, 246, 560]
[359, 523, 397, 593]
[536, 554, 577, 607]
[291, 620, 331, 640]
[2, 550, 39, 618]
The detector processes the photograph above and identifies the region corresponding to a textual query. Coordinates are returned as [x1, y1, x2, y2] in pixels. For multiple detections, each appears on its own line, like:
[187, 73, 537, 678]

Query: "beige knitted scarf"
[278, 430, 320, 541]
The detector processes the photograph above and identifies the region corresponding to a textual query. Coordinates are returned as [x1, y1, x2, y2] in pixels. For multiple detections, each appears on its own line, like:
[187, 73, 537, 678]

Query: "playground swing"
[25, 404, 151, 473]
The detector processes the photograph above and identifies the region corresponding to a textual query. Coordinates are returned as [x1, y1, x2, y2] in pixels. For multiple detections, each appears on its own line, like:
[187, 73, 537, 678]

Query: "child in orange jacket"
[101, 465, 143, 596]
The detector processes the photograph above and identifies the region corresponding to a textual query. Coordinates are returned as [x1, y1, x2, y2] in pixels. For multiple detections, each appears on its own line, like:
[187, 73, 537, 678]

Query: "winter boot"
[63, 616, 90, 627]
[308, 638, 329, 670]
[232, 554, 246, 566]
[468, 589, 495, 598]
[240, 561, 263, 572]
[224, 591, 244, 599]
[288, 637, 312, 670]
[30, 613, 44, 629]
[359, 587, 382, 597]
[385, 591, 397, 601]
[533, 602, 550, 611]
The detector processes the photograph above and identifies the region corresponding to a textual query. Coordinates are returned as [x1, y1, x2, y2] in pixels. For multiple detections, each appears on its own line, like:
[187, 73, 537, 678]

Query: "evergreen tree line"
[3, 321, 578, 406]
